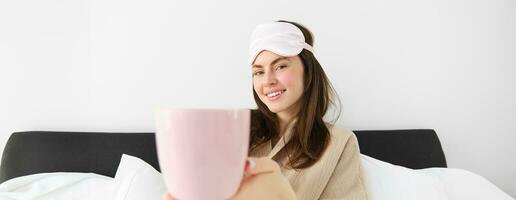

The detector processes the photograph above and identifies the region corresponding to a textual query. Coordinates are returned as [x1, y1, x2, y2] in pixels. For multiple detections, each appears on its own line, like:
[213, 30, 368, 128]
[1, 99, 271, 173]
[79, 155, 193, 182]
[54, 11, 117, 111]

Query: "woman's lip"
[265, 89, 286, 96]
[266, 89, 285, 101]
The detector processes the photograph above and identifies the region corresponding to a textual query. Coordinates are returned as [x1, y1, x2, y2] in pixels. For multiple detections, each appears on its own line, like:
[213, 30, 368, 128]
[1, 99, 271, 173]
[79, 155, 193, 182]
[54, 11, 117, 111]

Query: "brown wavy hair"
[249, 20, 342, 169]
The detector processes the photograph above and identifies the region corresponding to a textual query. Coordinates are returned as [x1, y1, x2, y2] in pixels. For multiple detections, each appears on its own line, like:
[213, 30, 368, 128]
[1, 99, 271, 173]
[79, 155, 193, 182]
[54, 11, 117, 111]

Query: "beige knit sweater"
[249, 122, 369, 200]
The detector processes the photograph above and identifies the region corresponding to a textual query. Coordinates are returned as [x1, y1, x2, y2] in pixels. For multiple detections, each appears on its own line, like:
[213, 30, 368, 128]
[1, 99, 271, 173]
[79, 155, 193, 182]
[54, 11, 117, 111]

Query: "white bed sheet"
[0, 154, 512, 200]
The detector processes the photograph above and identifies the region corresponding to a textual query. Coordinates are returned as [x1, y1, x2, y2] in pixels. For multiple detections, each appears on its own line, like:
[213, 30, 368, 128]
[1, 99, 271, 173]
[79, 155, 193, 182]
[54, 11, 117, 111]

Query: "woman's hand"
[230, 157, 297, 200]
[165, 157, 296, 200]
[165, 193, 175, 200]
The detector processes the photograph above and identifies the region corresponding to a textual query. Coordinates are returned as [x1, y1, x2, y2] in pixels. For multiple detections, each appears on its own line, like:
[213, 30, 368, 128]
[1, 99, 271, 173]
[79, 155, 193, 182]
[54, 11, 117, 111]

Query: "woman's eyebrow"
[252, 57, 289, 69]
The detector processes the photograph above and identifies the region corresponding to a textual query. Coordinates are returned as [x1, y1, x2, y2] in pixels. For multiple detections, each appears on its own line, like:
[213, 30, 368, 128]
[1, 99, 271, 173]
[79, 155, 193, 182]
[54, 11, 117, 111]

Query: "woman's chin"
[266, 106, 284, 113]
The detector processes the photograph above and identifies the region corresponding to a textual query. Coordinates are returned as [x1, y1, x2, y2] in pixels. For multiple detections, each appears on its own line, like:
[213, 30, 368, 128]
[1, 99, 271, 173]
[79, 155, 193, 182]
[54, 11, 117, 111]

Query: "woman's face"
[252, 50, 305, 118]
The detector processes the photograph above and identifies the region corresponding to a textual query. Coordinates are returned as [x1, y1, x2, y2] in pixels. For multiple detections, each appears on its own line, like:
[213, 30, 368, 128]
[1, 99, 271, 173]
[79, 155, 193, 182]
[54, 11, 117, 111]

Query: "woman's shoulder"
[324, 123, 361, 162]
[325, 123, 357, 143]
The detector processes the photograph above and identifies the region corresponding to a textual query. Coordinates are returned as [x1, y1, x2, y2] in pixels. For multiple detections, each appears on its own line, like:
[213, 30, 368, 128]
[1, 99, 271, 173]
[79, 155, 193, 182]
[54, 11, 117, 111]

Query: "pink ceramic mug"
[155, 109, 250, 200]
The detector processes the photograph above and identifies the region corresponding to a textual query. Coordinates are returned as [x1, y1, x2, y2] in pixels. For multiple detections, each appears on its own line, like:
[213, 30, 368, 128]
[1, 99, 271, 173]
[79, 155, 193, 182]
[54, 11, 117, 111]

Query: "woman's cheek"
[279, 73, 294, 89]
[253, 81, 265, 102]
[252, 80, 261, 95]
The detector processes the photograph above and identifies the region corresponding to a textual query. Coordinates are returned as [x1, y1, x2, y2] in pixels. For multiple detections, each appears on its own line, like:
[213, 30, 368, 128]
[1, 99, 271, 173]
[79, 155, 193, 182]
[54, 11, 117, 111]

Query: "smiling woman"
[249, 21, 342, 168]
[244, 21, 369, 200]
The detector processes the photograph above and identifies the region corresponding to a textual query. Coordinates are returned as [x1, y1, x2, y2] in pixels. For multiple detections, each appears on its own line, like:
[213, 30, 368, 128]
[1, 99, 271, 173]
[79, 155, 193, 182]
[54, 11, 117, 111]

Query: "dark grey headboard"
[0, 129, 446, 183]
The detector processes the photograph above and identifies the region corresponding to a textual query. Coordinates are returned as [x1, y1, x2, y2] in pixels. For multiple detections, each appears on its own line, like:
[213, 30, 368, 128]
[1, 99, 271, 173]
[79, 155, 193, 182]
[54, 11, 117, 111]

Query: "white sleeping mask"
[248, 22, 314, 65]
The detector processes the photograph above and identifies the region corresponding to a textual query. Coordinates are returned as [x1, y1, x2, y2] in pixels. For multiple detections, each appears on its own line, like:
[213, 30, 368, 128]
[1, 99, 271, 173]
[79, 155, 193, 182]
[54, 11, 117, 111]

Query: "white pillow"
[112, 154, 167, 200]
[0, 172, 112, 200]
[418, 168, 514, 200]
[360, 154, 449, 200]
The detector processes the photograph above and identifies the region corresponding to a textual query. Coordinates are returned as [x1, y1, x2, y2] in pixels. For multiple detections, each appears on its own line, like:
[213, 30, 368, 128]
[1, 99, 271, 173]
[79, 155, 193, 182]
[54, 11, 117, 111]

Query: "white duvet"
[0, 154, 512, 200]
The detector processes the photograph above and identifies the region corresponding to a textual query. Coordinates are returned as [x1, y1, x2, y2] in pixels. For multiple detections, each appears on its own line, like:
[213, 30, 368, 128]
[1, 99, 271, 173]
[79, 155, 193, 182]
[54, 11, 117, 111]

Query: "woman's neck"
[276, 99, 302, 135]
[277, 114, 293, 137]
[273, 113, 297, 147]
[274, 101, 300, 145]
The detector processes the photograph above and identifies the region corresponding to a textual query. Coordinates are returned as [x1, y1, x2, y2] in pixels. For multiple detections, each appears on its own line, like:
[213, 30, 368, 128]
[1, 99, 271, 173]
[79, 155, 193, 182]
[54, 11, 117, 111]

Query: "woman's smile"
[266, 89, 287, 101]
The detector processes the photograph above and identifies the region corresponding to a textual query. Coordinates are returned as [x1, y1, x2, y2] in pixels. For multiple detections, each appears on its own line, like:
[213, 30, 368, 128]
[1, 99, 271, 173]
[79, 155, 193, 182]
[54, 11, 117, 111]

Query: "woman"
[169, 21, 368, 200]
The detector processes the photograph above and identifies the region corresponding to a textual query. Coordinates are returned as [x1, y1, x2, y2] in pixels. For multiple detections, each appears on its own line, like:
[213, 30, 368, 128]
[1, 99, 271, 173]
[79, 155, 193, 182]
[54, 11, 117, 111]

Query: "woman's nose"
[264, 73, 277, 85]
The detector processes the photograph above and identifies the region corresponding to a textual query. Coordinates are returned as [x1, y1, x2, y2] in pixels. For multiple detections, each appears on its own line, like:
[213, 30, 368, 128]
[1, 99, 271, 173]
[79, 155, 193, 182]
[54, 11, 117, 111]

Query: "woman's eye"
[253, 71, 263, 76]
[276, 65, 287, 70]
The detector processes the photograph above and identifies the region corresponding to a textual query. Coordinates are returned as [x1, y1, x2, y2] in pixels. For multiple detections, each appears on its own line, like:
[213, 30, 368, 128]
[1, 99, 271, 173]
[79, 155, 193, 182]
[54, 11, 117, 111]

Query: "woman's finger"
[165, 193, 176, 200]
[244, 157, 280, 176]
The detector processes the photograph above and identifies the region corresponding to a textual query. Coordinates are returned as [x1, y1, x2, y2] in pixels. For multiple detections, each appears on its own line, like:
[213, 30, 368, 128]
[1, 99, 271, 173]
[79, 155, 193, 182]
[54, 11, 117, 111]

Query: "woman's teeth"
[267, 89, 286, 97]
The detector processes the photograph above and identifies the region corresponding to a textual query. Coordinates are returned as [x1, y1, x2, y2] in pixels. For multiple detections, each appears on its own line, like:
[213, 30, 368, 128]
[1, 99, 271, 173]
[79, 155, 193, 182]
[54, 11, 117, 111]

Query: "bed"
[0, 129, 447, 182]
[0, 129, 512, 200]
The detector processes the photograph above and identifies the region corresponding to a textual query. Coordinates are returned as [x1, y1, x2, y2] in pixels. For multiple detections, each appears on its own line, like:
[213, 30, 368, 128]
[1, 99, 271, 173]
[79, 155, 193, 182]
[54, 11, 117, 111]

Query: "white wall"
[1, 0, 514, 196]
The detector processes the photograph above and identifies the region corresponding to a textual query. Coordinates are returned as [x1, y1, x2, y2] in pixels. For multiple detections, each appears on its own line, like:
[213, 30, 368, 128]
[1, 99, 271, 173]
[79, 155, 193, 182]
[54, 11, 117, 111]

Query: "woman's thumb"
[245, 157, 279, 176]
